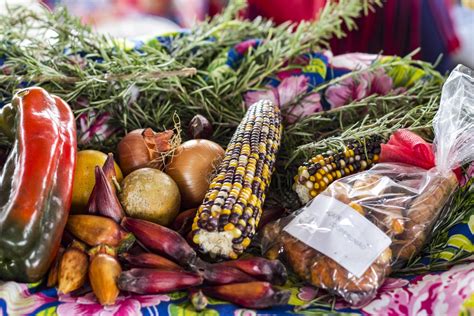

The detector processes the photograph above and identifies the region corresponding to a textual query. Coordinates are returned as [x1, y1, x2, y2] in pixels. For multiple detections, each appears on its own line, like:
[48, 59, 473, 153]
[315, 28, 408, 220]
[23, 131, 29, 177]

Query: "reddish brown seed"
[201, 263, 255, 285]
[258, 206, 285, 231]
[188, 114, 213, 139]
[216, 257, 287, 285]
[58, 242, 88, 294]
[121, 217, 196, 266]
[202, 282, 290, 309]
[88, 245, 122, 305]
[47, 247, 64, 287]
[67, 215, 135, 252]
[86, 165, 124, 222]
[172, 208, 197, 236]
[120, 252, 182, 271]
[117, 269, 203, 294]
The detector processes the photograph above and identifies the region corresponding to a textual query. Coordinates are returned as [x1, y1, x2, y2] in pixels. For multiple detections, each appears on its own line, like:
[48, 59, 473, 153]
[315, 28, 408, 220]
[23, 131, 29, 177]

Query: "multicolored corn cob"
[293, 136, 383, 204]
[191, 100, 282, 260]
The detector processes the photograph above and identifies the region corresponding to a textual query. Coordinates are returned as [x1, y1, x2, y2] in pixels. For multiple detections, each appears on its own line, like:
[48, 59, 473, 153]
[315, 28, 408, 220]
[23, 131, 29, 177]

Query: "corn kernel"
[231, 228, 242, 238]
[221, 209, 231, 215]
[233, 205, 243, 215]
[391, 218, 404, 235]
[349, 202, 365, 216]
[244, 208, 253, 217]
[224, 223, 235, 231]
[229, 252, 239, 259]
[211, 205, 221, 213]
[242, 237, 252, 248]
[339, 159, 346, 168]
[248, 217, 256, 226]
[248, 195, 258, 206]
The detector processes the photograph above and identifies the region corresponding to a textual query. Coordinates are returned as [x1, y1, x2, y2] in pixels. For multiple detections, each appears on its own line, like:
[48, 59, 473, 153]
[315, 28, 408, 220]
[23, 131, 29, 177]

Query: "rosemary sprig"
[290, 92, 439, 163]
[0, 0, 381, 145]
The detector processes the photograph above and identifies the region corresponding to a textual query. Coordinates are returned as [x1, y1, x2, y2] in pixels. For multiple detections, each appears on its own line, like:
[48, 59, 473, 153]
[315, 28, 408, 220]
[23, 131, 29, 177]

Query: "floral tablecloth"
[0, 262, 473, 316]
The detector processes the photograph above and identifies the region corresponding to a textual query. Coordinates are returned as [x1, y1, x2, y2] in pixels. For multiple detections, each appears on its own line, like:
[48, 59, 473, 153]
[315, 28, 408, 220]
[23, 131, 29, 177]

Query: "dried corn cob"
[191, 100, 282, 260]
[293, 136, 383, 204]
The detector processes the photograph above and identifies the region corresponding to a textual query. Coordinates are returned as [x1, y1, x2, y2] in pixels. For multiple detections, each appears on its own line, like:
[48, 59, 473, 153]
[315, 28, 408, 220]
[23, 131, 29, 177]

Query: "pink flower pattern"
[244, 76, 322, 123]
[297, 286, 319, 302]
[78, 111, 118, 145]
[0, 282, 57, 315]
[325, 69, 395, 109]
[330, 53, 377, 71]
[72, 96, 119, 145]
[245, 65, 399, 124]
[362, 263, 474, 316]
[0, 264, 473, 315]
[57, 292, 169, 316]
[460, 162, 474, 187]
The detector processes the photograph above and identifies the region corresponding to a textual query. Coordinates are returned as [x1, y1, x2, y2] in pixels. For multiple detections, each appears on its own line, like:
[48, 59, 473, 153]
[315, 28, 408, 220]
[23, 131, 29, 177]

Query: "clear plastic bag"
[263, 65, 474, 306]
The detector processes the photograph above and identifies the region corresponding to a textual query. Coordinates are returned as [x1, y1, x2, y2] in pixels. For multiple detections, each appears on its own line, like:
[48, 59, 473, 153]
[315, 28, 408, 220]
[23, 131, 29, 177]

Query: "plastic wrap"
[262, 65, 474, 306]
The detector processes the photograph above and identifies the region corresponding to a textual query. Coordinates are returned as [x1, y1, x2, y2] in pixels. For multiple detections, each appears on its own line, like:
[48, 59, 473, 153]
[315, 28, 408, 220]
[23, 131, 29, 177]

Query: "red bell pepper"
[0, 87, 77, 282]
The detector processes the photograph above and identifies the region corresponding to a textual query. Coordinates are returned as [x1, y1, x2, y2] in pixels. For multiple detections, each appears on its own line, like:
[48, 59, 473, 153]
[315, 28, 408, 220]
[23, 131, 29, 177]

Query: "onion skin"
[117, 130, 154, 175]
[117, 129, 174, 176]
[166, 140, 224, 209]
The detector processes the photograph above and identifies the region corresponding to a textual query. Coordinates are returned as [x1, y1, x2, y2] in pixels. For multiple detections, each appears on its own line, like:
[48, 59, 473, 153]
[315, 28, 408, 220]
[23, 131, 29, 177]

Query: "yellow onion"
[117, 128, 174, 175]
[166, 140, 224, 209]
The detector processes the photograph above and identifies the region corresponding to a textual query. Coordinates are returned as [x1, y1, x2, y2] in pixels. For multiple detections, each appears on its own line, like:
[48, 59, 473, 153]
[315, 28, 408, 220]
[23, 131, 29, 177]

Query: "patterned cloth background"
[0, 262, 473, 315]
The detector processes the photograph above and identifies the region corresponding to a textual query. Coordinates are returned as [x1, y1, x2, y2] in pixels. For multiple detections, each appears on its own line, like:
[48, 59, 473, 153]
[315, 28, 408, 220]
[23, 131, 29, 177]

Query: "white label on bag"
[284, 194, 391, 278]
